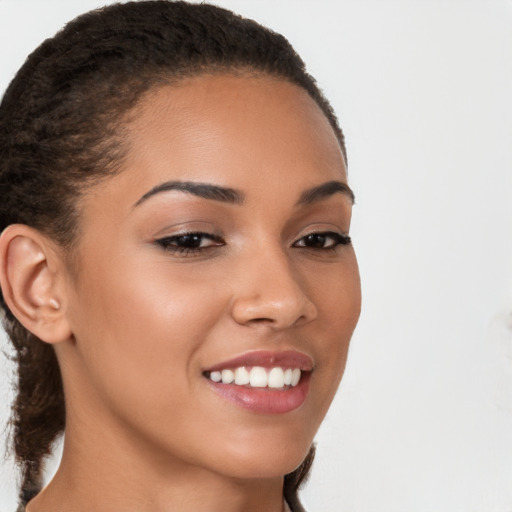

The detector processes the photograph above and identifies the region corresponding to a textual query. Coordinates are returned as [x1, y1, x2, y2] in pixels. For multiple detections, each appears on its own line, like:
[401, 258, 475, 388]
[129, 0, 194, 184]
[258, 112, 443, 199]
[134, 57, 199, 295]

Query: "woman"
[0, 2, 361, 511]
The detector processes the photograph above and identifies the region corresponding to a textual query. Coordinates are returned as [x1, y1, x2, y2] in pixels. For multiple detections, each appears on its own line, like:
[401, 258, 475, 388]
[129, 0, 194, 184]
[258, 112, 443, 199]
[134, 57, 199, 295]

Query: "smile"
[206, 366, 302, 389]
[204, 351, 313, 414]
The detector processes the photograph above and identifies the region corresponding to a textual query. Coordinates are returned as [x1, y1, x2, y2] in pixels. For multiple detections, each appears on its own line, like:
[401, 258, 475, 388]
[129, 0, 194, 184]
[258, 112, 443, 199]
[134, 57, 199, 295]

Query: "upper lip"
[204, 350, 314, 372]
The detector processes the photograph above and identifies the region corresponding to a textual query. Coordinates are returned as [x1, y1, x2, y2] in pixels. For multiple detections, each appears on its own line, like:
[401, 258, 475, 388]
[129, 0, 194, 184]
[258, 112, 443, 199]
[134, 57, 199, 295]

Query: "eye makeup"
[155, 231, 225, 257]
[293, 231, 351, 250]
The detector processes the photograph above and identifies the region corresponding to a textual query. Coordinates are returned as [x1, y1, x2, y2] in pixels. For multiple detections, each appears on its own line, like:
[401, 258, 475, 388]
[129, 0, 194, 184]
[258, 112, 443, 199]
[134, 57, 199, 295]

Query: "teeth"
[221, 369, 234, 384]
[209, 366, 302, 389]
[210, 371, 222, 382]
[250, 367, 267, 387]
[268, 367, 285, 388]
[234, 367, 250, 385]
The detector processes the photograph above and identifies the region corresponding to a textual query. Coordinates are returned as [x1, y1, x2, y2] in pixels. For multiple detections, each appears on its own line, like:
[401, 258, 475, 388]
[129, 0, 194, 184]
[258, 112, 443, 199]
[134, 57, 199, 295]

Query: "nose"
[230, 246, 317, 330]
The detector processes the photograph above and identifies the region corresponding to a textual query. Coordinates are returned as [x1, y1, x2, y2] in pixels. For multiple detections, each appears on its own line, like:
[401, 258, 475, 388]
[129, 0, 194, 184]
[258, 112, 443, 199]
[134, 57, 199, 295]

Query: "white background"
[1, 1, 511, 511]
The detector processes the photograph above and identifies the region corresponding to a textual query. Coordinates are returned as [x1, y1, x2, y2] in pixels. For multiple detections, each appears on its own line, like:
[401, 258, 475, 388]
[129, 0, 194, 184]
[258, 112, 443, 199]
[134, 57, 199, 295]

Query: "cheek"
[67, 254, 227, 407]
[308, 249, 361, 332]
[306, 254, 361, 402]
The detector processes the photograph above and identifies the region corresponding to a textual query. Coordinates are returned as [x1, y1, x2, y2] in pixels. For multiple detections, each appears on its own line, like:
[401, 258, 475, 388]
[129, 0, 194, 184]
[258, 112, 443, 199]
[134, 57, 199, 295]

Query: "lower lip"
[206, 373, 311, 414]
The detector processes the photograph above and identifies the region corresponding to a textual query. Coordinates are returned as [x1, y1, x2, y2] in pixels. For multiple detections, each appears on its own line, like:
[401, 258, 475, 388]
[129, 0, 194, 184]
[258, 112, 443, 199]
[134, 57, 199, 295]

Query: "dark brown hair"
[0, 2, 345, 510]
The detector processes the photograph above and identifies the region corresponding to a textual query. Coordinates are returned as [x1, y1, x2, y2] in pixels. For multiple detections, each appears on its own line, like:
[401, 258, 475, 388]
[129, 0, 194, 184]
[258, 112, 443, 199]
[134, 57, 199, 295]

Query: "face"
[59, 74, 361, 480]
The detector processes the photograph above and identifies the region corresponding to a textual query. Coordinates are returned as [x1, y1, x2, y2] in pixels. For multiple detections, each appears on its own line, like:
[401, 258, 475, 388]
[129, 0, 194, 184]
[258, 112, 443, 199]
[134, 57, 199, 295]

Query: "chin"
[210, 427, 314, 480]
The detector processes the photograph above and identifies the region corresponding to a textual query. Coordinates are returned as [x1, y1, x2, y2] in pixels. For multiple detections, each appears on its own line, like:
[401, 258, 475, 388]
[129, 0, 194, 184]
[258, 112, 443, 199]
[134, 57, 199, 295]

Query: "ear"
[0, 224, 72, 344]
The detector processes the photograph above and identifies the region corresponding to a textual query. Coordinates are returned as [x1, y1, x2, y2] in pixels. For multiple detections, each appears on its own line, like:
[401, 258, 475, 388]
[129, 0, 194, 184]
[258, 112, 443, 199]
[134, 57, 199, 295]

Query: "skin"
[16, 74, 361, 512]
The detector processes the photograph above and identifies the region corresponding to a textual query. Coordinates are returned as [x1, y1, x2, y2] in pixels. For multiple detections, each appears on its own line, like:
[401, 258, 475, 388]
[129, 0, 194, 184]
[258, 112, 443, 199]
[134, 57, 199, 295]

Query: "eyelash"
[155, 231, 351, 257]
[293, 232, 352, 250]
[155, 232, 224, 257]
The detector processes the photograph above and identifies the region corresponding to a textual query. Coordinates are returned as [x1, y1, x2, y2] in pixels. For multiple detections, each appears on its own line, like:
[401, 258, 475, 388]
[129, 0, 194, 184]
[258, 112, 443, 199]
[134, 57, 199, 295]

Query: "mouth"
[204, 366, 303, 389]
[203, 351, 313, 414]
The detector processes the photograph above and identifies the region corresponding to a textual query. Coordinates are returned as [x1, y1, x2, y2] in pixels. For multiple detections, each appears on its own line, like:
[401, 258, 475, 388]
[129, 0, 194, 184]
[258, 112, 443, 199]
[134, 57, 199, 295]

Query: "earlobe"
[0, 224, 72, 344]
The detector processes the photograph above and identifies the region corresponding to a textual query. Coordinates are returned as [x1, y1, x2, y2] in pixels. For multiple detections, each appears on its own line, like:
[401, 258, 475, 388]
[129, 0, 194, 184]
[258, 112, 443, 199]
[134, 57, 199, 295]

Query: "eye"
[155, 232, 225, 256]
[293, 231, 351, 250]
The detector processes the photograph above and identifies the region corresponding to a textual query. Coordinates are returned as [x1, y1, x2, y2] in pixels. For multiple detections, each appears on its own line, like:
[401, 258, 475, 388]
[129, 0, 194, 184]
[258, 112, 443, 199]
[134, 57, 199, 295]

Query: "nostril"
[244, 317, 275, 327]
[235, 308, 312, 329]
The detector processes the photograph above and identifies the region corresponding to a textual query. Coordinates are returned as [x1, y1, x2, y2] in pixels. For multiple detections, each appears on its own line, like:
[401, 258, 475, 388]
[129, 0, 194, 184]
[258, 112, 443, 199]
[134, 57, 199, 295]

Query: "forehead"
[77, 74, 348, 225]
[122, 73, 347, 190]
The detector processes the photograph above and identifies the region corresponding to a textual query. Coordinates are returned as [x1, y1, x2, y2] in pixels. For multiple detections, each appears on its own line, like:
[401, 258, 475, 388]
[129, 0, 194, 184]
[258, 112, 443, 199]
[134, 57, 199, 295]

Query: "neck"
[27, 411, 284, 512]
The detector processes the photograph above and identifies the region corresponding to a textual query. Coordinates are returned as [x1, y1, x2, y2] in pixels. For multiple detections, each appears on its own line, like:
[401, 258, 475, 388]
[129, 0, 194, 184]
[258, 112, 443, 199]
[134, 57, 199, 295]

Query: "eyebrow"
[134, 178, 355, 208]
[297, 180, 355, 205]
[133, 181, 244, 207]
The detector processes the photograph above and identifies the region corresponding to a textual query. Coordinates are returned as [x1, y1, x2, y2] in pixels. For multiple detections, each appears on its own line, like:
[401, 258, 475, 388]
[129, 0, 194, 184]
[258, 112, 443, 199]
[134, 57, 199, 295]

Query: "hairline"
[63, 68, 348, 278]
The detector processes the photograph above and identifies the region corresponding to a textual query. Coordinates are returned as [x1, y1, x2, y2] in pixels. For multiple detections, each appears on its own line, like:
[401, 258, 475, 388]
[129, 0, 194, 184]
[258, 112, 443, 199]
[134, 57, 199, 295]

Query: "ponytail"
[8, 322, 65, 508]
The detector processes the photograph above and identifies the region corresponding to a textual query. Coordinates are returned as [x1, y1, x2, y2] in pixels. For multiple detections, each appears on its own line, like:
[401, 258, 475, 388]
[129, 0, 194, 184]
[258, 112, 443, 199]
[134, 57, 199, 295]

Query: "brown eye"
[155, 232, 225, 255]
[303, 233, 329, 248]
[173, 234, 206, 248]
[294, 232, 351, 249]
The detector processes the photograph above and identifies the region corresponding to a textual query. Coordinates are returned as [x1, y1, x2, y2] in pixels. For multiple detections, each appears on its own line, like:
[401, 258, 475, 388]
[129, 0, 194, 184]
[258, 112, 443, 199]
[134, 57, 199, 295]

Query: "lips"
[203, 350, 313, 414]
[204, 350, 314, 373]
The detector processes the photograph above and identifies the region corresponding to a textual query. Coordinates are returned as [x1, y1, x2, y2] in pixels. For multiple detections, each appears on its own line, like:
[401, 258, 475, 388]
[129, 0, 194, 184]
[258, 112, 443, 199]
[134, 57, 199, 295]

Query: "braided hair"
[0, 2, 346, 509]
